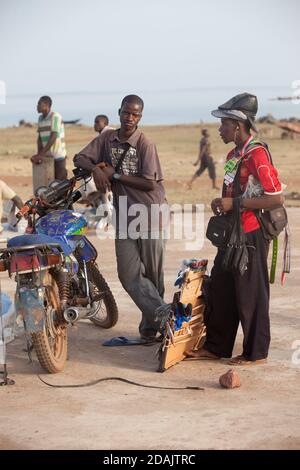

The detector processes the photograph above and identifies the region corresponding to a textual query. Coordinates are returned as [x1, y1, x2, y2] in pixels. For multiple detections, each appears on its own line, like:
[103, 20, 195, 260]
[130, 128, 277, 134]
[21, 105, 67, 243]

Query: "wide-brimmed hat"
[211, 92, 258, 132]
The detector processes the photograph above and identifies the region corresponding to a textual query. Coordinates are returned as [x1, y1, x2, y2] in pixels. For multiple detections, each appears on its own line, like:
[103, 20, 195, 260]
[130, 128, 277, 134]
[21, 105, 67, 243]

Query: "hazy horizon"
[4, 83, 295, 98]
[1, 0, 299, 127]
[1, 85, 299, 128]
[1, 0, 299, 96]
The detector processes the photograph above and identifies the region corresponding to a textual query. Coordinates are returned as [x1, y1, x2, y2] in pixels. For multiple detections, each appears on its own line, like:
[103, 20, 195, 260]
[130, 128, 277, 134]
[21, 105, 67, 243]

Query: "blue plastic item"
[0, 293, 12, 316]
[103, 336, 151, 346]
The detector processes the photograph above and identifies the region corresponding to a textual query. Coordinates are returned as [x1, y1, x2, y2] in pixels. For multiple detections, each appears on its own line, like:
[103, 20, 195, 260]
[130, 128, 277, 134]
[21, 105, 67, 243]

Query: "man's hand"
[96, 163, 115, 180]
[31, 154, 43, 164]
[101, 165, 115, 180]
[211, 198, 222, 214]
[92, 167, 111, 193]
[211, 197, 233, 214]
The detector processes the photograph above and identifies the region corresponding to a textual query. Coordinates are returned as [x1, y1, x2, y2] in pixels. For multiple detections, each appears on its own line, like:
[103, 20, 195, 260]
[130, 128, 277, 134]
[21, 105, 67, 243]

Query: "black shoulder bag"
[221, 197, 249, 275]
[206, 157, 248, 275]
[206, 158, 243, 249]
[256, 205, 288, 241]
[205, 211, 233, 249]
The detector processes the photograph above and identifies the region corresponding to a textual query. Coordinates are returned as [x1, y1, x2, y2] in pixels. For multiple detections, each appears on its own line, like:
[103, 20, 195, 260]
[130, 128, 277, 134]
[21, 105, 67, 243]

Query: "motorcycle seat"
[7, 234, 71, 255]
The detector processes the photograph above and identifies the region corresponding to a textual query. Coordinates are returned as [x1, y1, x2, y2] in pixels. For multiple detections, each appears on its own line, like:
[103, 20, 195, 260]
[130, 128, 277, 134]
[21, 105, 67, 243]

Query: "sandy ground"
[0, 124, 299, 450]
[0, 207, 299, 450]
[1, 123, 300, 208]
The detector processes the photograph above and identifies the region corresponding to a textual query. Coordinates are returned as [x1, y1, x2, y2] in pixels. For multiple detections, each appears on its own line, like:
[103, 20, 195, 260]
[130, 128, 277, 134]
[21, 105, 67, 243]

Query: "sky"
[0, 0, 300, 97]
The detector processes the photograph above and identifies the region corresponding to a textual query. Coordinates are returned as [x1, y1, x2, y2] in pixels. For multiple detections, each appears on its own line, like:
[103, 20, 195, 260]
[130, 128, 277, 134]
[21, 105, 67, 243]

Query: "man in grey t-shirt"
[74, 95, 169, 343]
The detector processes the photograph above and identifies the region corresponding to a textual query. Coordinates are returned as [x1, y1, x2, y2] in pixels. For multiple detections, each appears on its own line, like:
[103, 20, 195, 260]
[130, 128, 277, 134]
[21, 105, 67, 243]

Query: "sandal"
[183, 349, 220, 361]
[228, 355, 267, 366]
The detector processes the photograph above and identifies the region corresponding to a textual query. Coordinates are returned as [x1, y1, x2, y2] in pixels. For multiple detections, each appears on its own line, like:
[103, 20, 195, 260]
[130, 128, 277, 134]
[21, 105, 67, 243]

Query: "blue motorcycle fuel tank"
[36, 210, 88, 237]
[35, 210, 97, 263]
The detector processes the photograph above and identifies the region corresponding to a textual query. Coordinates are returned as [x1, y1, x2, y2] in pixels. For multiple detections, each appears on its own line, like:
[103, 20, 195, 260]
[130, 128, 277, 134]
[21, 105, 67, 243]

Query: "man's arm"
[241, 194, 284, 210]
[213, 147, 284, 214]
[212, 194, 284, 214]
[37, 134, 43, 153]
[112, 174, 156, 192]
[38, 131, 57, 157]
[74, 154, 97, 172]
[31, 132, 57, 163]
[74, 157, 111, 194]
[75, 135, 159, 193]
[12, 195, 24, 210]
[86, 166, 156, 192]
[74, 135, 111, 193]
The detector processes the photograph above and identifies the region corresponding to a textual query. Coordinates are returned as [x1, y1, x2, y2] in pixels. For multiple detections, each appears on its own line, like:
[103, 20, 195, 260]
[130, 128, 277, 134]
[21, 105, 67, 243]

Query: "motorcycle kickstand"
[0, 364, 15, 386]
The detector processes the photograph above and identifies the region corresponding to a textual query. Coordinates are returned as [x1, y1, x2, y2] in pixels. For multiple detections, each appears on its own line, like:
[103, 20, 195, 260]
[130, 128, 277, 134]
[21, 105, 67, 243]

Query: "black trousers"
[204, 229, 270, 361]
[195, 155, 216, 180]
[54, 158, 68, 180]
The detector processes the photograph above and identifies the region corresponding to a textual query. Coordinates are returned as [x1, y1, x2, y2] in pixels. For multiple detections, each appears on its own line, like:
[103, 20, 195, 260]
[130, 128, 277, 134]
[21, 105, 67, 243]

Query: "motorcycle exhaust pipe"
[63, 307, 80, 323]
[63, 305, 96, 323]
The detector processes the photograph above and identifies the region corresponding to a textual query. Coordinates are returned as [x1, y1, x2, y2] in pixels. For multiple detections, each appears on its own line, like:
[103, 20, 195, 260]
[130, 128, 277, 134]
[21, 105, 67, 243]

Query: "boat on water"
[62, 118, 81, 125]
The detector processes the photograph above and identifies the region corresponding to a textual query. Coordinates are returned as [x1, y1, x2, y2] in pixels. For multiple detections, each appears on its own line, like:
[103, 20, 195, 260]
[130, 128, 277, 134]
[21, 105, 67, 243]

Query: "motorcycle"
[0, 168, 118, 373]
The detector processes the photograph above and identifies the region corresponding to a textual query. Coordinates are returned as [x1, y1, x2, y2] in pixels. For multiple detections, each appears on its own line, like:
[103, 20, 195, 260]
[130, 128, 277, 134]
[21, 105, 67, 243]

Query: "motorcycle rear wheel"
[32, 273, 68, 373]
[88, 263, 118, 329]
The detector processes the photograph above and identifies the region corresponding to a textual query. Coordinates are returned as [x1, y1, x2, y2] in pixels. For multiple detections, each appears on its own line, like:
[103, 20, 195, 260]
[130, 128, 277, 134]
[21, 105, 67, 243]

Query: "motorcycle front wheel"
[31, 273, 68, 373]
[87, 262, 118, 329]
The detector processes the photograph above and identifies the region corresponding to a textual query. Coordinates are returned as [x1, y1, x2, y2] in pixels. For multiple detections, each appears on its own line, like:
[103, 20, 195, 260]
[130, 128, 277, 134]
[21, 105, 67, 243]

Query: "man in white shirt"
[31, 96, 67, 180]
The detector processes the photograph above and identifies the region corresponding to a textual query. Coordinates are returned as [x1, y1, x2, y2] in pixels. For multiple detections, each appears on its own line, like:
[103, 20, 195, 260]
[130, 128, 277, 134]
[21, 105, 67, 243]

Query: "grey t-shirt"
[74, 128, 168, 237]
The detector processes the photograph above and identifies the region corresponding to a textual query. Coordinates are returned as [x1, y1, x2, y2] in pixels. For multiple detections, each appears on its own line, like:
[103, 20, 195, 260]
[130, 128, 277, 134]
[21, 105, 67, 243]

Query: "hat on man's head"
[211, 92, 258, 132]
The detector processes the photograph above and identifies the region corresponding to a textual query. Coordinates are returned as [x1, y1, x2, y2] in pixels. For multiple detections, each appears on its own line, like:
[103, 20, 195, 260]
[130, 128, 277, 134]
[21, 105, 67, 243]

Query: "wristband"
[112, 173, 121, 180]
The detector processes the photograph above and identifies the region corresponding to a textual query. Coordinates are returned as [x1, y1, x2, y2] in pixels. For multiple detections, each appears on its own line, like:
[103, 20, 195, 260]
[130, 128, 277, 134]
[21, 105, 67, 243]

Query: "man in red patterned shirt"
[186, 93, 283, 365]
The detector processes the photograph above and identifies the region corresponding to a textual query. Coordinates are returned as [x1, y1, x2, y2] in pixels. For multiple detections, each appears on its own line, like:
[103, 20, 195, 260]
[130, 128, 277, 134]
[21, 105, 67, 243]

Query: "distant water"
[1, 86, 299, 128]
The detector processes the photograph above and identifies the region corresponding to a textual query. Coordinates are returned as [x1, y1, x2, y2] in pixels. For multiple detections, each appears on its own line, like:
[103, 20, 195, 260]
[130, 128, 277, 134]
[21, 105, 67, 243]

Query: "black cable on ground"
[36, 373, 204, 390]
[24, 334, 204, 391]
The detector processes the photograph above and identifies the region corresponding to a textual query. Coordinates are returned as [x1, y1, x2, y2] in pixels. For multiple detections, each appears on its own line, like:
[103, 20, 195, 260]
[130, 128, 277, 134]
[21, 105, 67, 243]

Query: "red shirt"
[224, 137, 282, 233]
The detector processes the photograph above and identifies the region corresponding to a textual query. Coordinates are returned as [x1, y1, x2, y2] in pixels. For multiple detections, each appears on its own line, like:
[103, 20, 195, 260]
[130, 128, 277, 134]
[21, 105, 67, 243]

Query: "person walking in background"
[0, 180, 23, 234]
[187, 128, 219, 189]
[31, 96, 67, 180]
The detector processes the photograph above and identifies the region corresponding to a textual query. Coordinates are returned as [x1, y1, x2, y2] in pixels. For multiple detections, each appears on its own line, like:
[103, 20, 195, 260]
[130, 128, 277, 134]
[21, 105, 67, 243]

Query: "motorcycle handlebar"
[72, 167, 92, 180]
[15, 200, 35, 219]
[42, 179, 74, 203]
[16, 168, 91, 220]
